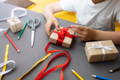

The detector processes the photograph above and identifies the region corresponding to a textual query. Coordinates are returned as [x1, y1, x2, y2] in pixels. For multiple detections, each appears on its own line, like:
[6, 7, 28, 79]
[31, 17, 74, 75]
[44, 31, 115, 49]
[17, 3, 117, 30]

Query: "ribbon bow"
[51, 27, 76, 46]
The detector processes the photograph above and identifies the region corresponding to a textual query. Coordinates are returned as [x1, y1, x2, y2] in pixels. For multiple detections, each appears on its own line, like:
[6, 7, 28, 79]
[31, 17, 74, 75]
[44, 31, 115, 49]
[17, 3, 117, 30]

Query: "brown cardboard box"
[85, 40, 119, 62]
[49, 28, 74, 48]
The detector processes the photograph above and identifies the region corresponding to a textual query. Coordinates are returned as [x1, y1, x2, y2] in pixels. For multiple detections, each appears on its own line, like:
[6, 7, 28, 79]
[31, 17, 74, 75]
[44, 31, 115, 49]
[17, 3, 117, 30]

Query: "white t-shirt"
[60, 0, 120, 30]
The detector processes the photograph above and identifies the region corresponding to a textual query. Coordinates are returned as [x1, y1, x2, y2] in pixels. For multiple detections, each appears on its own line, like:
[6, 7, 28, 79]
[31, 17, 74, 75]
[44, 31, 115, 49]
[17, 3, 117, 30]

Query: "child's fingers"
[70, 26, 80, 32]
[45, 21, 52, 35]
[71, 25, 86, 31]
[76, 33, 85, 39]
[71, 27, 84, 35]
[74, 31, 85, 38]
[70, 25, 80, 30]
[54, 20, 59, 28]
[53, 20, 60, 30]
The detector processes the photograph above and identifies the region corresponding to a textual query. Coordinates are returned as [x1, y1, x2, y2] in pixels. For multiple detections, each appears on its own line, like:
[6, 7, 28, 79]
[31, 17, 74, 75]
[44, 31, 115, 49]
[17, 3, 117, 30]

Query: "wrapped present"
[7, 17, 22, 33]
[49, 27, 75, 48]
[85, 40, 119, 62]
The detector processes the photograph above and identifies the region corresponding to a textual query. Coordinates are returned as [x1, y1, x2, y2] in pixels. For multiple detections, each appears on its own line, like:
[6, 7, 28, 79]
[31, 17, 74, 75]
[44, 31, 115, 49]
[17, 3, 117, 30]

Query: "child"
[43, 0, 120, 44]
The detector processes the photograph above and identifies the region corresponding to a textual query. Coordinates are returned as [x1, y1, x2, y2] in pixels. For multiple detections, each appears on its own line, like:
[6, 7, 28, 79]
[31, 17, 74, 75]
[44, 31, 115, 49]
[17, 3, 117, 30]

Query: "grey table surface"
[0, 3, 120, 80]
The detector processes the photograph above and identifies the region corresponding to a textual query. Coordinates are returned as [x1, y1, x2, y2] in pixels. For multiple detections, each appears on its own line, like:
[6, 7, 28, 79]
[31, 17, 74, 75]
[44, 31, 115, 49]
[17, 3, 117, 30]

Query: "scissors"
[28, 18, 40, 47]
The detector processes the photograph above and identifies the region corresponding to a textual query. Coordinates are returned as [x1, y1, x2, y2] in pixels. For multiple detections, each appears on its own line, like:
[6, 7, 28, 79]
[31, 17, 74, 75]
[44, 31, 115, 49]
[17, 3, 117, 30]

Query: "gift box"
[85, 40, 119, 62]
[7, 17, 22, 33]
[49, 27, 75, 48]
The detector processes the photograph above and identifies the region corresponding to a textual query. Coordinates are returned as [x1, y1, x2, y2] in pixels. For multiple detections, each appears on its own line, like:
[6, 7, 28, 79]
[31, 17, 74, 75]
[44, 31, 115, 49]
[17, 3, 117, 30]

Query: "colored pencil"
[92, 75, 112, 80]
[109, 66, 120, 73]
[0, 44, 9, 80]
[71, 69, 84, 80]
[4, 32, 20, 53]
[18, 22, 28, 40]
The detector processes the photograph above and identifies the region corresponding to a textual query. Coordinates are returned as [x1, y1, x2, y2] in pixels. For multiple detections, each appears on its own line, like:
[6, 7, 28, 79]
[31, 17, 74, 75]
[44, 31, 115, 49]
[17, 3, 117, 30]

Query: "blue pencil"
[91, 75, 112, 80]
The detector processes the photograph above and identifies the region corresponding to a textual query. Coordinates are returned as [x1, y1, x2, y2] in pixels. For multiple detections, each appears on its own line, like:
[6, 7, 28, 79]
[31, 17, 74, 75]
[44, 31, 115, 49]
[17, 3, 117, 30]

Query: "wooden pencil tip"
[91, 75, 96, 78]
[109, 70, 113, 73]
[71, 69, 75, 72]
[17, 49, 20, 53]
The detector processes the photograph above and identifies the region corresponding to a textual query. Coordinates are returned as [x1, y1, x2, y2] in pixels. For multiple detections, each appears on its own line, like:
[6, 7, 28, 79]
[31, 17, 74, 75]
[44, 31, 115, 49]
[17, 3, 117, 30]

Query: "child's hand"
[44, 15, 59, 36]
[71, 25, 97, 41]
[42, 2, 63, 36]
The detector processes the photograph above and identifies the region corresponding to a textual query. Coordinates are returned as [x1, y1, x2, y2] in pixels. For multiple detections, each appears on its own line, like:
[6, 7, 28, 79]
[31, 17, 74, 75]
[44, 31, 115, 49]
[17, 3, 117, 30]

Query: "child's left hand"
[71, 25, 98, 41]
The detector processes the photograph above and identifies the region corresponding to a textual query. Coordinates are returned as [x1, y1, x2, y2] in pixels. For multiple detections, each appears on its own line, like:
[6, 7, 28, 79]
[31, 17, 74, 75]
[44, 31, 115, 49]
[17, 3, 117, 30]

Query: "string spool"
[1, 7, 27, 33]
[7, 17, 23, 33]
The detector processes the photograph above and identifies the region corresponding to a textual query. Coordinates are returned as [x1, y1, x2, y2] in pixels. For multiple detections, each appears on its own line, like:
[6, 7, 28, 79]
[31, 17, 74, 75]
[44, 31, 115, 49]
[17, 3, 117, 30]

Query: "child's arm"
[43, 2, 63, 35]
[95, 30, 120, 44]
[71, 25, 120, 44]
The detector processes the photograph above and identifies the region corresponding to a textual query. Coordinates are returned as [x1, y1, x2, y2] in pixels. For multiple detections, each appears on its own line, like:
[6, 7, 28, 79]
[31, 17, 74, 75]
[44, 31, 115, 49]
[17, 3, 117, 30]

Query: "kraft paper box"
[85, 40, 119, 62]
[7, 17, 22, 33]
[49, 28, 74, 48]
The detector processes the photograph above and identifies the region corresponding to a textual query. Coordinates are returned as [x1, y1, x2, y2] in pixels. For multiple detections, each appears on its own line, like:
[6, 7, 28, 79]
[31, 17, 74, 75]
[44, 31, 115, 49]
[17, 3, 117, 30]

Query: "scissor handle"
[28, 18, 40, 30]
[34, 18, 40, 27]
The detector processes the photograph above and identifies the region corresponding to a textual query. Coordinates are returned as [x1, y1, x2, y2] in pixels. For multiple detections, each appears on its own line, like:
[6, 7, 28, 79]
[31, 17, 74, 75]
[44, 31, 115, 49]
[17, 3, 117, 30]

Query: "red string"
[34, 42, 71, 80]
[35, 27, 78, 80]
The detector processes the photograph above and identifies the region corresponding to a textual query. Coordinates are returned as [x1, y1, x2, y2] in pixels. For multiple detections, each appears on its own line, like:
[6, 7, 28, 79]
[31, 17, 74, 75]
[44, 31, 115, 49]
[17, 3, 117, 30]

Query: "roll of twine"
[0, 7, 27, 33]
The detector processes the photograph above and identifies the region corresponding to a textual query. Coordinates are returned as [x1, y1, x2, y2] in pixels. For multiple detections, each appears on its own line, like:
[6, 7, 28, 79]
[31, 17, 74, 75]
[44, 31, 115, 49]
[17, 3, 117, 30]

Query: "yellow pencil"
[0, 44, 9, 80]
[71, 69, 84, 80]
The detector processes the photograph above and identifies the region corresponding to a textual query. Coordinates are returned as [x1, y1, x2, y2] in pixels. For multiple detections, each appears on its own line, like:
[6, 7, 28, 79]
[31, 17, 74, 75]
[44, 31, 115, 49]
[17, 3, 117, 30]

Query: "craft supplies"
[71, 69, 84, 80]
[85, 40, 119, 62]
[109, 66, 120, 73]
[4, 32, 20, 53]
[49, 27, 76, 48]
[35, 52, 71, 80]
[7, 17, 23, 33]
[0, 44, 9, 80]
[0, 60, 16, 77]
[17, 22, 28, 40]
[0, 7, 27, 22]
[28, 18, 40, 47]
[34, 42, 71, 80]
[0, 44, 16, 80]
[0, 7, 27, 33]
[17, 53, 51, 80]
[91, 75, 112, 80]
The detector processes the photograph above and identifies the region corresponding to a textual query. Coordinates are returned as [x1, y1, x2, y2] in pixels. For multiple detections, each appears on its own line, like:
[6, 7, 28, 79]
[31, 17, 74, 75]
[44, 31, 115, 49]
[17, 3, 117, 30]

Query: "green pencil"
[18, 22, 28, 40]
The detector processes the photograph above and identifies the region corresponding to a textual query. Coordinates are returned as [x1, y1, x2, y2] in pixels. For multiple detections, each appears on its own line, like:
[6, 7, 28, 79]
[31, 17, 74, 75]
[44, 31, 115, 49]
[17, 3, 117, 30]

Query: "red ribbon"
[51, 27, 76, 46]
[34, 42, 71, 80]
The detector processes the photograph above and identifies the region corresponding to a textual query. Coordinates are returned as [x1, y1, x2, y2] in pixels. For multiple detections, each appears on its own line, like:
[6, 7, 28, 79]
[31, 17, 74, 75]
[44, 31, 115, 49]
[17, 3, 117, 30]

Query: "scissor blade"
[31, 30, 35, 48]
